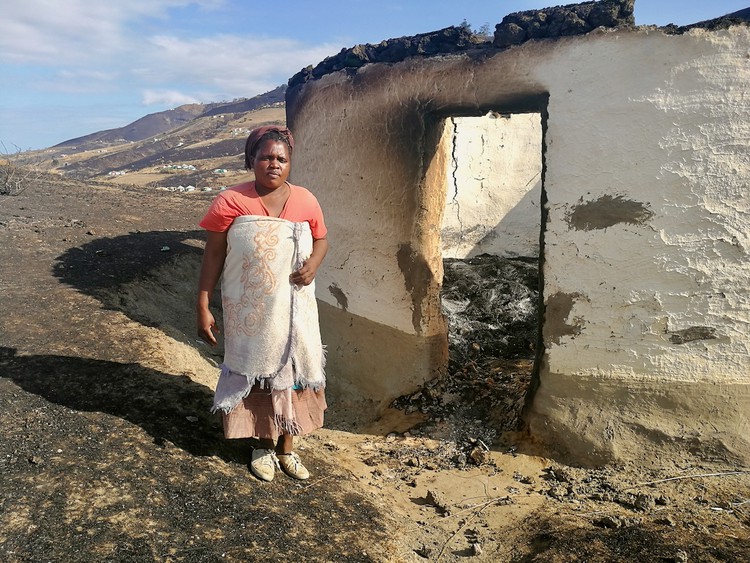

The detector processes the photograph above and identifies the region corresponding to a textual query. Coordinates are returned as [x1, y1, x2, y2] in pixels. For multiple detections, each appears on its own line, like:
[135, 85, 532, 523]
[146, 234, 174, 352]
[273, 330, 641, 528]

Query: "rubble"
[392, 254, 539, 461]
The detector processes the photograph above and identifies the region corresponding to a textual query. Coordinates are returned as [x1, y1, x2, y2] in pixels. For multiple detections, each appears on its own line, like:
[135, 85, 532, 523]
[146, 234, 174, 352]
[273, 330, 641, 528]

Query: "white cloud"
[0, 0, 345, 147]
[141, 89, 200, 106]
[36, 69, 122, 93]
[0, 0, 223, 65]
[1, 0, 343, 102]
[140, 34, 341, 100]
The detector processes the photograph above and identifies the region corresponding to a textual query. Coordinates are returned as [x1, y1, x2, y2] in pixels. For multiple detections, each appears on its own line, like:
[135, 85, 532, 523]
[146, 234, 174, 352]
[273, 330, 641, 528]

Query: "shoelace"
[281, 452, 302, 470]
[255, 449, 279, 468]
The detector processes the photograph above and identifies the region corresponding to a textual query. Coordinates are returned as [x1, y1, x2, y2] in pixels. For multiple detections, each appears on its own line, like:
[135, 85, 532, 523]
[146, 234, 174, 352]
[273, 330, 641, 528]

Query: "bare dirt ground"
[1, 176, 749, 562]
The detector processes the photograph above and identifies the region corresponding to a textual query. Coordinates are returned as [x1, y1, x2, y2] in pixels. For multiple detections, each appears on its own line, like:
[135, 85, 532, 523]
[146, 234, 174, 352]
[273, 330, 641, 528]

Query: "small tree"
[475, 23, 493, 40]
[457, 19, 493, 41]
[0, 143, 48, 196]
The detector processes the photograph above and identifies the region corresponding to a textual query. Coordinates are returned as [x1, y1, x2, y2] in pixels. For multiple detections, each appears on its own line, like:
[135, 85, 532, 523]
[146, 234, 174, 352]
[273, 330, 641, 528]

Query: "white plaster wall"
[532, 27, 750, 385]
[288, 26, 750, 443]
[442, 113, 543, 259]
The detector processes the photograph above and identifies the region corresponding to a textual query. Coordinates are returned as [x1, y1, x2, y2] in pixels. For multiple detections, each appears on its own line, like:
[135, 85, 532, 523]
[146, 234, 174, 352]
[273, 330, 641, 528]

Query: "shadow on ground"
[509, 513, 750, 562]
[0, 345, 394, 562]
[52, 228, 204, 300]
[0, 346, 244, 462]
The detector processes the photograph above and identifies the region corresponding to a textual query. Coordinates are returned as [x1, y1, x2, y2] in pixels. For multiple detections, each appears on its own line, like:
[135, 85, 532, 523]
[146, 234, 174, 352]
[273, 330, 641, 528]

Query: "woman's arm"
[290, 237, 328, 286]
[196, 230, 228, 346]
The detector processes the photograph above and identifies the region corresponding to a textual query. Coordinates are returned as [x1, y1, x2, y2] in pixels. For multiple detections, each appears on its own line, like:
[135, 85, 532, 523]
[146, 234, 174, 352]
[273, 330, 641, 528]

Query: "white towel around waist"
[213, 215, 325, 413]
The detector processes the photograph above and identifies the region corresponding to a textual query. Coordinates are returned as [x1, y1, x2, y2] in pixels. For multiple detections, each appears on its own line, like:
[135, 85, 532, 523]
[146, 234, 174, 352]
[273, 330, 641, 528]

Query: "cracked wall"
[441, 113, 542, 259]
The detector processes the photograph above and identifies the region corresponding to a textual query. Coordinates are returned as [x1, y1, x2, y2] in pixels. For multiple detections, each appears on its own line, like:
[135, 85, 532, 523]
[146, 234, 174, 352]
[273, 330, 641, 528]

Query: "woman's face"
[252, 139, 291, 190]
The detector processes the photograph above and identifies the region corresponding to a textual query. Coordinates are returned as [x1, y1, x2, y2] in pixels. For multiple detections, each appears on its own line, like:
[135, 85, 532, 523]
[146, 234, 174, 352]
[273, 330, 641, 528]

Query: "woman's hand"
[196, 230, 228, 346]
[197, 305, 220, 346]
[290, 260, 318, 286]
[290, 237, 328, 286]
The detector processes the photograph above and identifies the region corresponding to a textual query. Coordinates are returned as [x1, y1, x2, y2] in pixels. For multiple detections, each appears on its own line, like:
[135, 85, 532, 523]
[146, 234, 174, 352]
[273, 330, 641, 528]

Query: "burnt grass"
[0, 177, 391, 562]
[0, 351, 387, 562]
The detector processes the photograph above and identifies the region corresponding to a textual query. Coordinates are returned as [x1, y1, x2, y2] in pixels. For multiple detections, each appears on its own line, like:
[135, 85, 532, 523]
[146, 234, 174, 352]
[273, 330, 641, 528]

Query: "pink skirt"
[222, 383, 327, 440]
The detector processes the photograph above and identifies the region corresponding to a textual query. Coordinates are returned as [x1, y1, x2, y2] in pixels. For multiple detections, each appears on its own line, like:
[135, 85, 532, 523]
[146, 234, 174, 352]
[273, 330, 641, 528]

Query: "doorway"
[395, 110, 544, 448]
[441, 110, 543, 436]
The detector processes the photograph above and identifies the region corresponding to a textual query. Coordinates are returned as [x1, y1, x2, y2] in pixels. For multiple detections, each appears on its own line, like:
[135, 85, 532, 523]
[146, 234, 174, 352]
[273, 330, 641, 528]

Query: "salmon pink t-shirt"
[199, 181, 327, 239]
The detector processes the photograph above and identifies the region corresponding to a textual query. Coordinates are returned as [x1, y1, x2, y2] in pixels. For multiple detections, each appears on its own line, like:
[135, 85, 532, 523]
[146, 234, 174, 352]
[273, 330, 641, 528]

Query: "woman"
[196, 126, 328, 482]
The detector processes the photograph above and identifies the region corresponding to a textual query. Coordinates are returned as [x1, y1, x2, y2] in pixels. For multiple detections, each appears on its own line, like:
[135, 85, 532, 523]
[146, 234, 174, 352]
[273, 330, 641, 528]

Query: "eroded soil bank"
[1, 178, 748, 562]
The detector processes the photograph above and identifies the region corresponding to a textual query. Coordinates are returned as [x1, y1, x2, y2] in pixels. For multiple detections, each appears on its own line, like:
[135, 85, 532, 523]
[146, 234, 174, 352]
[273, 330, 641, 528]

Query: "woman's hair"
[244, 129, 294, 169]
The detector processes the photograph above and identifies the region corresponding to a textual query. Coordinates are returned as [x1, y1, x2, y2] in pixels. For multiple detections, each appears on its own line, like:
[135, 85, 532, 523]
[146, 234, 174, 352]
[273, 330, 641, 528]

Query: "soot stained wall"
[286, 15, 750, 465]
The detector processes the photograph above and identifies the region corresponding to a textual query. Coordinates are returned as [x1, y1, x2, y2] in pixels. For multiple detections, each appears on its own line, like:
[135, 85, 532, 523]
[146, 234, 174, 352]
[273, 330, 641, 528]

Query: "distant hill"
[54, 85, 286, 149]
[40, 96, 287, 191]
[727, 7, 750, 19]
[199, 86, 287, 117]
[54, 105, 208, 147]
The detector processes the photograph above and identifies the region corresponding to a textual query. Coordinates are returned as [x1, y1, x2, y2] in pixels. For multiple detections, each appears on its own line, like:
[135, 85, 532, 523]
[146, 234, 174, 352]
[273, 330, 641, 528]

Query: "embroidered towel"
[213, 215, 325, 413]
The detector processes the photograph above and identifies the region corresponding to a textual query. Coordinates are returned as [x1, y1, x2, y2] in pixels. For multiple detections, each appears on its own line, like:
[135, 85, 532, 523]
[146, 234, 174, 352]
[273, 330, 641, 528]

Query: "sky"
[1, 0, 748, 150]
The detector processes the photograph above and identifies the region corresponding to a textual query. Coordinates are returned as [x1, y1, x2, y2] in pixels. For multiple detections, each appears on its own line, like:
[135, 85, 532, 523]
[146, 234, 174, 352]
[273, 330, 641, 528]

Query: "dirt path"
[1, 178, 749, 562]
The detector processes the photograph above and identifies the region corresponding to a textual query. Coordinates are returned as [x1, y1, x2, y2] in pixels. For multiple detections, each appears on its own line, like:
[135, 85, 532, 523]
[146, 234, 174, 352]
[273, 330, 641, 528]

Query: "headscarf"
[244, 126, 295, 169]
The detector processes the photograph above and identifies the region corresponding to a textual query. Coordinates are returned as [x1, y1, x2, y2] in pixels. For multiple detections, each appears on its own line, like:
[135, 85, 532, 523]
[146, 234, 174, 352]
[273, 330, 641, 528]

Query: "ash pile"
[393, 254, 539, 461]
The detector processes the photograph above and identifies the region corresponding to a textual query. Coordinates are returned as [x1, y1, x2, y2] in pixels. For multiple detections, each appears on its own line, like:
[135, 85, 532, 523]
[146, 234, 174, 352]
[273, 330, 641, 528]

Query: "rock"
[289, 26, 481, 88]
[655, 516, 677, 527]
[426, 489, 451, 515]
[493, 0, 635, 48]
[548, 485, 569, 500]
[634, 493, 656, 512]
[472, 542, 483, 556]
[493, 23, 526, 47]
[469, 446, 491, 466]
[363, 456, 379, 467]
[594, 515, 623, 529]
[548, 466, 575, 483]
[615, 492, 639, 509]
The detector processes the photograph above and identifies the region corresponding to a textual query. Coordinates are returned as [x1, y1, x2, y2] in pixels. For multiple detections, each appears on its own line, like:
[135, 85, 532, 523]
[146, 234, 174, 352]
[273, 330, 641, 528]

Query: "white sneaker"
[277, 451, 310, 480]
[250, 448, 278, 482]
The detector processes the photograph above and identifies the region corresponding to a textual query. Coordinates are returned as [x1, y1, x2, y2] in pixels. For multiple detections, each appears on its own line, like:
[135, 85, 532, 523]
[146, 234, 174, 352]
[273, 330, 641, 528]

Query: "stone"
[548, 485, 569, 500]
[469, 446, 492, 466]
[634, 493, 656, 512]
[594, 515, 623, 529]
[493, 0, 635, 48]
[426, 489, 451, 515]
